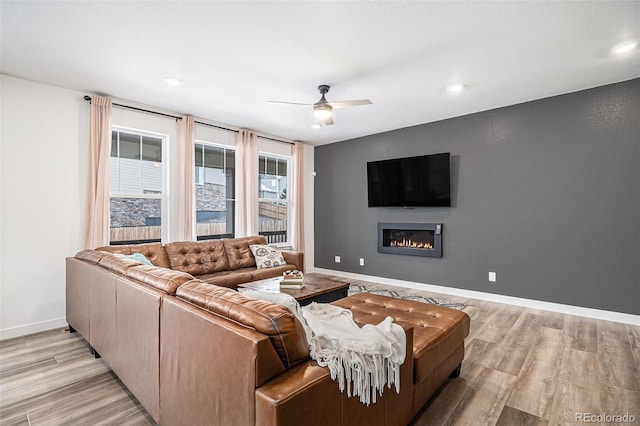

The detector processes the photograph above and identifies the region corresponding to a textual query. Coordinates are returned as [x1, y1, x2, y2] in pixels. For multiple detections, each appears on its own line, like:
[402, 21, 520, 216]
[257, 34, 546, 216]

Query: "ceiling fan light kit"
[269, 84, 372, 126]
[313, 104, 333, 120]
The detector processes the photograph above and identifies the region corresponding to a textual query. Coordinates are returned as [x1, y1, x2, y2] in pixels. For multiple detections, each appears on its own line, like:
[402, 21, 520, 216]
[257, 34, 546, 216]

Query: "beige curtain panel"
[291, 141, 305, 252]
[83, 95, 112, 249]
[176, 116, 196, 241]
[235, 129, 259, 237]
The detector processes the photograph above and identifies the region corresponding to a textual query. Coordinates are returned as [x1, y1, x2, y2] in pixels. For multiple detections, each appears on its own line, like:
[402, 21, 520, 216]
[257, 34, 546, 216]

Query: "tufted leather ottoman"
[332, 292, 470, 418]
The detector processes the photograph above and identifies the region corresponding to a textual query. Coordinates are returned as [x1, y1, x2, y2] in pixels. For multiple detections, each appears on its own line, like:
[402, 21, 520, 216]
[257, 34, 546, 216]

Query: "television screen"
[367, 152, 451, 207]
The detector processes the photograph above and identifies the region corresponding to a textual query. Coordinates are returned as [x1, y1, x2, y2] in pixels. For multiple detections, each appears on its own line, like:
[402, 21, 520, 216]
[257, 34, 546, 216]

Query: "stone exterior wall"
[111, 183, 226, 227]
[110, 197, 161, 227]
[196, 183, 226, 212]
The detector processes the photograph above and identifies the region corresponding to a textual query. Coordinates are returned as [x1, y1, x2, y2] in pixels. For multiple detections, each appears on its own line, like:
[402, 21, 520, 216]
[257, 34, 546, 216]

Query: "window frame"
[109, 126, 169, 244]
[258, 151, 291, 247]
[194, 140, 236, 241]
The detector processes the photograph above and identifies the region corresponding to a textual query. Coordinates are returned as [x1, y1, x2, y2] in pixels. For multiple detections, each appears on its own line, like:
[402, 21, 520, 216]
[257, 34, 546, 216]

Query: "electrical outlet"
[359, 258, 365, 266]
[335, 256, 341, 263]
[488, 272, 497, 282]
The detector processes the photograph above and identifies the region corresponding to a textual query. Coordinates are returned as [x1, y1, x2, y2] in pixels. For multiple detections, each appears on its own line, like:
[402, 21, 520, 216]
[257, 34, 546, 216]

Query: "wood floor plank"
[626, 323, 640, 374]
[0, 331, 154, 426]
[548, 380, 601, 425]
[507, 327, 564, 419]
[1, 335, 87, 372]
[600, 384, 640, 426]
[413, 361, 485, 425]
[27, 390, 150, 425]
[1, 369, 115, 420]
[442, 368, 517, 426]
[559, 347, 600, 390]
[494, 312, 545, 376]
[563, 315, 598, 353]
[0, 413, 30, 426]
[464, 338, 502, 370]
[541, 311, 566, 330]
[471, 305, 522, 345]
[496, 406, 547, 426]
[1, 356, 111, 406]
[547, 348, 601, 424]
[597, 321, 640, 392]
[0, 338, 26, 357]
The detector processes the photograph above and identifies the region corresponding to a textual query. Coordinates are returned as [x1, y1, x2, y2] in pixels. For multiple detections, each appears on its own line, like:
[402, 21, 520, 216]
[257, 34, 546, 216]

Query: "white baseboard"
[312, 268, 640, 326]
[0, 317, 68, 341]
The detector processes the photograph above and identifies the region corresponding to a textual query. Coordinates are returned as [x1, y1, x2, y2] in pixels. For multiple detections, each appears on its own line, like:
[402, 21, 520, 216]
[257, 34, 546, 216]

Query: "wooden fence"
[110, 226, 161, 243]
[111, 219, 286, 244]
[259, 202, 287, 221]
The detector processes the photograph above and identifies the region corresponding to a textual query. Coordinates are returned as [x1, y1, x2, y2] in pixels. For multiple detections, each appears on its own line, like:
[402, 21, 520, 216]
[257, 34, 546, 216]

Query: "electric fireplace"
[377, 223, 443, 258]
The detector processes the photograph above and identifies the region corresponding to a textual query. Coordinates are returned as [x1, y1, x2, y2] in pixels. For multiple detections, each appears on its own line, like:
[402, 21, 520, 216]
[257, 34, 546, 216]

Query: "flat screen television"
[367, 152, 451, 207]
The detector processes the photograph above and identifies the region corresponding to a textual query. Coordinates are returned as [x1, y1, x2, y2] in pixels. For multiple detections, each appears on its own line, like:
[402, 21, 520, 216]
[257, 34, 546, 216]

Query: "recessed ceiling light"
[162, 77, 182, 86]
[611, 41, 638, 55]
[310, 123, 321, 129]
[446, 83, 465, 94]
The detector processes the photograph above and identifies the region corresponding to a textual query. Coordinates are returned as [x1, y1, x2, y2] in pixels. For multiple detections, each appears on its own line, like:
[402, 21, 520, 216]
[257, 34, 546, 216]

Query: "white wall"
[1, 75, 89, 339]
[0, 75, 315, 339]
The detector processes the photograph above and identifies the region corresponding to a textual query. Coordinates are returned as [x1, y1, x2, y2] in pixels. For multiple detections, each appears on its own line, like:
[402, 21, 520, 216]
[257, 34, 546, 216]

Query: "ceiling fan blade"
[328, 99, 372, 109]
[267, 101, 312, 106]
[323, 116, 334, 126]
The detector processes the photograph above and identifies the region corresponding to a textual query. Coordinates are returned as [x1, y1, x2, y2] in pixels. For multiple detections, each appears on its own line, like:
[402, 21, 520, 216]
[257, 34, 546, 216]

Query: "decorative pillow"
[249, 244, 287, 269]
[127, 252, 154, 266]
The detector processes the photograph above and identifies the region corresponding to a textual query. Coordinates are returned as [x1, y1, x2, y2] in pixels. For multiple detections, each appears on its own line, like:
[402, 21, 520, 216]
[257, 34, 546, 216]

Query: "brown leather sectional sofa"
[66, 236, 470, 425]
[95, 235, 304, 288]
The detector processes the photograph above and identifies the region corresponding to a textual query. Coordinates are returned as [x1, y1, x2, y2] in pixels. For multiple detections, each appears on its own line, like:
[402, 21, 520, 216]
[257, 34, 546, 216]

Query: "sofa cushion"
[164, 240, 231, 276]
[96, 242, 171, 268]
[198, 268, 256, 288]
[223, 236, 266, 270]
[249, 245, 287, 269]
[75, 249, 110, 264]
[98, 252, 145, 275]
[176, 281, 309, 369]
[126, 265, 197, 295]
[250, 264, 297, 281]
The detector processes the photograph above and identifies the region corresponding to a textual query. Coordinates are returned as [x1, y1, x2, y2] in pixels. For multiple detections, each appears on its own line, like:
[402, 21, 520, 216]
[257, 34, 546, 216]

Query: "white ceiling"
[1, 1, 639, 146]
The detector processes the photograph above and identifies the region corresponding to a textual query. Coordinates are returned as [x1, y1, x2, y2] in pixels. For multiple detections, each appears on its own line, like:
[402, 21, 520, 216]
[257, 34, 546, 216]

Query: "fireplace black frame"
[377, 222, 443, 258]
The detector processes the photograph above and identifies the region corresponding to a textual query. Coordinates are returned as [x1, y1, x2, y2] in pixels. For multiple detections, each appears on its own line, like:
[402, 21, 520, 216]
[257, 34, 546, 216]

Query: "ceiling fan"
[269, 85, 372, 125]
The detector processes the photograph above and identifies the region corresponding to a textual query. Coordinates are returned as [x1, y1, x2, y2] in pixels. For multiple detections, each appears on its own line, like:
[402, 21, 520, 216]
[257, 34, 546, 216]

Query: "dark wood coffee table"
[238, 274, 350, 306]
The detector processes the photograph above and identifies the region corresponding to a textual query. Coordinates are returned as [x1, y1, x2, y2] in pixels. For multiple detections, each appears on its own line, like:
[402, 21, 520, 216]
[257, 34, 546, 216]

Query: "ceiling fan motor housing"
[318, 84, 330, 95]
[314, 84, 332, 119]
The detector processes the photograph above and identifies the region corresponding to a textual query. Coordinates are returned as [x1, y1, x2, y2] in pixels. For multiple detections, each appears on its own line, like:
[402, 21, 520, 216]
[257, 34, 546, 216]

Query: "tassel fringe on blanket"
[238, 289, 407, 405]
[302, 303, 406, 405]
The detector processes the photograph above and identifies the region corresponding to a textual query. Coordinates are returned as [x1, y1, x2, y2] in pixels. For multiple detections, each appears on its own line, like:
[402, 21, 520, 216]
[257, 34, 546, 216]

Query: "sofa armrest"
[256, 325, 414, 426]
[255, 361, 341, 426]
[280, 250, 304, 273]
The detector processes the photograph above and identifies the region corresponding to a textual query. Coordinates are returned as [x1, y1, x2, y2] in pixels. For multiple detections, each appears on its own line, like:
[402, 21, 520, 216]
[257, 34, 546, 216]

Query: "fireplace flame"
[389, 238, 433, 250]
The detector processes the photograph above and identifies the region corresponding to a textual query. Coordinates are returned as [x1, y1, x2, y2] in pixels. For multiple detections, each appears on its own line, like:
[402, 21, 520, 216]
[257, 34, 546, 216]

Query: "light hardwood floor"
[1, 275, 638, 425]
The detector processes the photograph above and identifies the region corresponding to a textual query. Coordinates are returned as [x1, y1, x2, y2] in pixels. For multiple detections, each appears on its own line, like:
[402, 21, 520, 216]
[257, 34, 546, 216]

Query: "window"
[109, 129, 165, 244]
[258, 154, 289, 244]
[195, 142, 235, 240]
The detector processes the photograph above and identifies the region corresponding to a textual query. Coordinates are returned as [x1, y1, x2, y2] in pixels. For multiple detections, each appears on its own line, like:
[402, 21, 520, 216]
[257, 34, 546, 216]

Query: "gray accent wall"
[314, 78, 640, 315]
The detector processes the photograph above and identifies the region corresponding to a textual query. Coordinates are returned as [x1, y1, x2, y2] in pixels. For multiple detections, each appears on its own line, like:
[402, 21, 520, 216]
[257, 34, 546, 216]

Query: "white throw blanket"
[302, 303, 406, 405]
[238, 289, 406, 405]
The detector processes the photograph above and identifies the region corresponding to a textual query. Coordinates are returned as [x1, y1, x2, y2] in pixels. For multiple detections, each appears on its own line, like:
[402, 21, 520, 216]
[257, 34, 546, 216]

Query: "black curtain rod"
[83, 95, 181, 120]
[83, 95, 294, 145]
